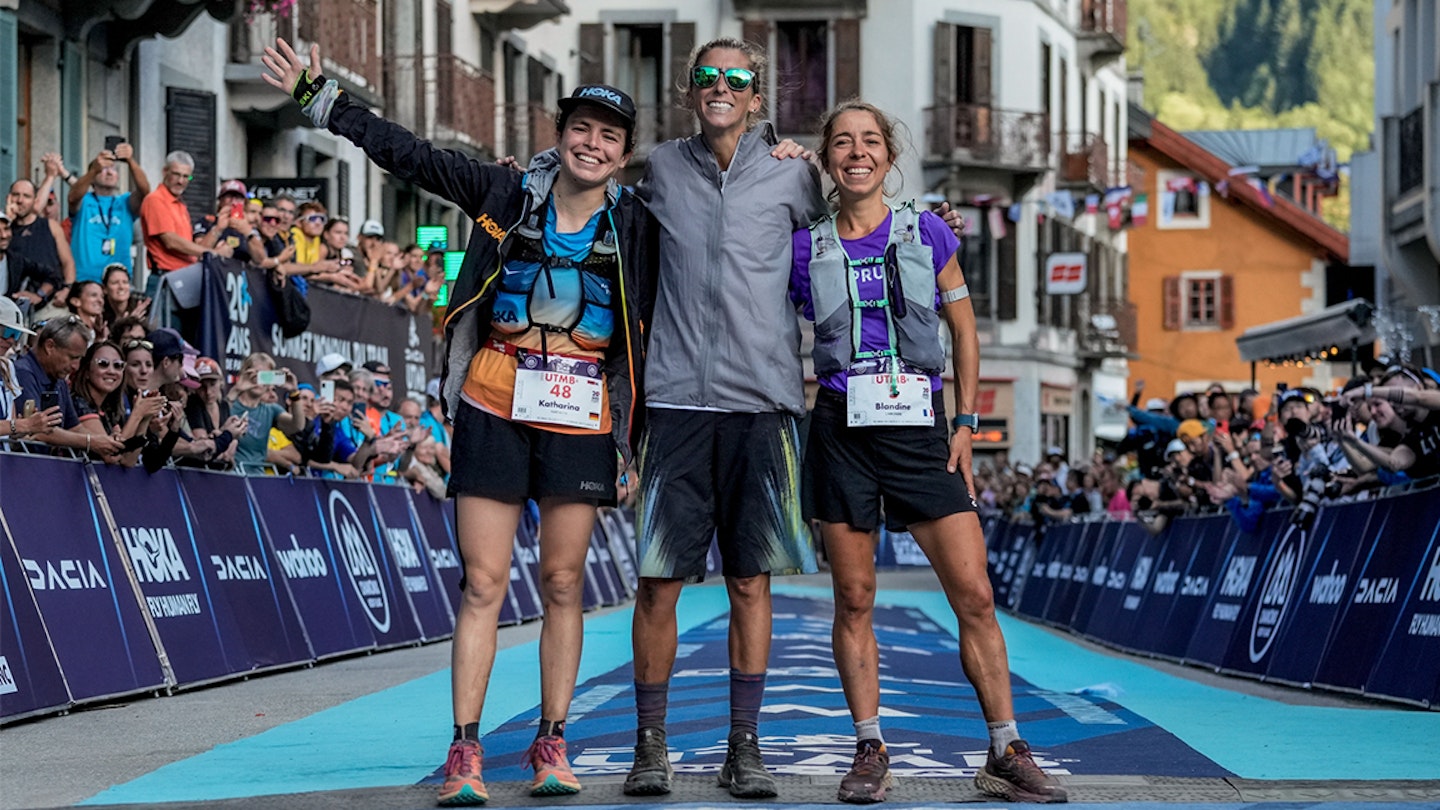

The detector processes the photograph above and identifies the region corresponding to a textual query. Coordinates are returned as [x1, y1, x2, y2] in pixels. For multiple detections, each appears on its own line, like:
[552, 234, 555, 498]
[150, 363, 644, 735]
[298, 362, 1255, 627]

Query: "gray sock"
[854, 715, 884, 745]
[987, 719, 1019, 758]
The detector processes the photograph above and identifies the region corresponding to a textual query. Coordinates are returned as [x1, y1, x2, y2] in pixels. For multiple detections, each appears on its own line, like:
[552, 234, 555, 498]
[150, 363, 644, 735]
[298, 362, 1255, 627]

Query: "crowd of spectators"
[1, 294, 451, 496]
[971, 367, 1440, 536]
[4, 147, 446, 337]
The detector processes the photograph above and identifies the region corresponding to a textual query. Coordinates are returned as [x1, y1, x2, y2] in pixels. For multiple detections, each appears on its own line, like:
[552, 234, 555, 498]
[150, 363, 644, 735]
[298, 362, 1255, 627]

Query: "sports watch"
[952, 413, 980, 433]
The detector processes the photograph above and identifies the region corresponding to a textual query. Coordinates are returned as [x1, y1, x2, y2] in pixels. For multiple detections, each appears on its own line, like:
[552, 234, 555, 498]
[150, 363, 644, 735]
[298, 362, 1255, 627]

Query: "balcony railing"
[297, 0, 382, 97]
[925, 104, 1050, 172]
[502, 102, 556, 163]
[435, 55, 496, 153]
[1059, 134, 1108, 189]
[1398, 105, 1424, 195]
[1080, 0, 1127, 53]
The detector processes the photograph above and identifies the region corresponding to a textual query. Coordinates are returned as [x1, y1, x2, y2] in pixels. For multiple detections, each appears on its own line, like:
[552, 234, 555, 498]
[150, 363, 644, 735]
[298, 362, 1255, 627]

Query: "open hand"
[261, 38, 320, 99]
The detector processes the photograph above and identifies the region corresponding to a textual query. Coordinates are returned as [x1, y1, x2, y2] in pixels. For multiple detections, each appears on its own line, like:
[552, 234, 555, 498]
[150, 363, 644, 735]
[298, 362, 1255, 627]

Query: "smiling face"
[688, 47, 763, 141]
[556, 105, 633, 190]
[86, 344, 125, 395]
[821, 107, 898, 202]
[104, 268, 132, 303]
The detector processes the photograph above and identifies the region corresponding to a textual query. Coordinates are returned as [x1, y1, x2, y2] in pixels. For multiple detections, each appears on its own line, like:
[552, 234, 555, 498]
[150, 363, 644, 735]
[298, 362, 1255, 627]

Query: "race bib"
[511, 354, 604, 430]
[847, 372, 933, 427]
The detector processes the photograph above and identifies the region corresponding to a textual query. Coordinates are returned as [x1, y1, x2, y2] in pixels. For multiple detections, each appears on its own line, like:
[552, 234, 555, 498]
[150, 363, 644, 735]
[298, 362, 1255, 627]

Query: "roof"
[1127, 102, 1348, 263]
[1236, 299, 1375, 363]
[1181, 128, 1321, 170]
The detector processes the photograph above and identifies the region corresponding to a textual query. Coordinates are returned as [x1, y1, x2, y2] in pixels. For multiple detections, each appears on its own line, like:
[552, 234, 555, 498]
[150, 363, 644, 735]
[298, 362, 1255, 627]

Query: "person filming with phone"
[226, 351, 305, 471]
[68, 138, 151, 283]
[12, 316, 122, 455]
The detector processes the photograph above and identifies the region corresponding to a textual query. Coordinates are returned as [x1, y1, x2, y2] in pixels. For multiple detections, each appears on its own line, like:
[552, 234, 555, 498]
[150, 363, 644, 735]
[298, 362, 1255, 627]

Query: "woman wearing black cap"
[263, 39, 656, 805]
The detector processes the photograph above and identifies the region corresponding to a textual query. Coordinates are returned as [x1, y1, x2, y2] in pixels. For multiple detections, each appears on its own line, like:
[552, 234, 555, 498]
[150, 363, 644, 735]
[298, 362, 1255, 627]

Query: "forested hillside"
[1128, 0, 1373, 230]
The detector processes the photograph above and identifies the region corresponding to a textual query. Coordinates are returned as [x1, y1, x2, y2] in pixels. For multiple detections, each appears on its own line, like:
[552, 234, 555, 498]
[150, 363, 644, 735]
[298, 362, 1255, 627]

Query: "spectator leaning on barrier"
[1, 297, 64, 442]
[68, 142, 150, 282]
[71, 340, 157, 466]
[14, 316, 123, 455]
[1338, 366, 1440, 482]
[254, 202, 297, 277]
[198, 179, 260, 265]
[140, 151, 231, 297]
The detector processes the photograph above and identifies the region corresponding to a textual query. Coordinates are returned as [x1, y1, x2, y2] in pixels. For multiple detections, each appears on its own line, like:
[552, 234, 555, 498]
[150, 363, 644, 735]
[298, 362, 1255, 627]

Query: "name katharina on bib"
[540, 400, 582, 412]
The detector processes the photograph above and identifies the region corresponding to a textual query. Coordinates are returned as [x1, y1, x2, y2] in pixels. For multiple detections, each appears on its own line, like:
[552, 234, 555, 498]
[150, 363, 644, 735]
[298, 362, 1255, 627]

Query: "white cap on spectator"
[1046, 445, 1064, 458]
[360, 219, 384, 237]
[1, 297, 35, 336]
[1014, 464, 1034, 477]
[1145, 397, 1168, 411]
[316, 352, 352, 376]
[1164, 438, 1187, 458]
[425, 377, 441, 400]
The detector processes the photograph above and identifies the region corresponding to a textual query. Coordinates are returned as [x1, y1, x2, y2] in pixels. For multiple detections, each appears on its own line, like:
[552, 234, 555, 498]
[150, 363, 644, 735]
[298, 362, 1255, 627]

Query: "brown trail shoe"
[838, 739, 893, 803]
[974, 739, 1068, 803]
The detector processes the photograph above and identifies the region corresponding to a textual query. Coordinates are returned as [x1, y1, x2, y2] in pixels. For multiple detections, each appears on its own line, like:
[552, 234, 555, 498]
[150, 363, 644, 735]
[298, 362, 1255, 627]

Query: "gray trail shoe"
[623, 726, 674, 796]
[717, 731, 778, 799]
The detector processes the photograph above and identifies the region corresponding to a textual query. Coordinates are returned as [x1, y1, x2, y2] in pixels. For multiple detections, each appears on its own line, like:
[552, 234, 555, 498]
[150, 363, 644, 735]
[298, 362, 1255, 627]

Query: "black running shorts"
[448, 400, 616, 504]
[806, 387, 977, 532]
[634, 407, 817, 581]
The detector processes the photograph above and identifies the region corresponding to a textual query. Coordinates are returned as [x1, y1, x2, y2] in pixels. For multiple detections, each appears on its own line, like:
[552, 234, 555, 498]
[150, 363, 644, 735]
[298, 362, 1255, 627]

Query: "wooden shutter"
[578, 23, 605, 85]
[997, 230, 1017, 321]
[336, 159, 350, 219]
[933, 22, 955, 105]
[436, 0, 453, 55]
[165, 87, 216, 219]
[1218, 275, 1235, 330]
[1162, 276, 1181, 331]
[973, 28, 992, 106]
[667, 21, 696, 139]
[834, 18, 860, 101]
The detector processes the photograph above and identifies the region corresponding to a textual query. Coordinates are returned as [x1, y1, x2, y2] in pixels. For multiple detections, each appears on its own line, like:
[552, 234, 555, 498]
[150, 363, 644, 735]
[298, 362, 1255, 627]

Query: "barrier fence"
[0, 454, 640, 723]
[884, 487, 1439, 709]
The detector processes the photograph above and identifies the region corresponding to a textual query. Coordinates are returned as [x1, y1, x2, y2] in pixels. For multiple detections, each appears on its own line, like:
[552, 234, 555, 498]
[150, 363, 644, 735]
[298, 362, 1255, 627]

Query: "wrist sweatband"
[940, 284, 970, 304]
[291, 69, 327, 106]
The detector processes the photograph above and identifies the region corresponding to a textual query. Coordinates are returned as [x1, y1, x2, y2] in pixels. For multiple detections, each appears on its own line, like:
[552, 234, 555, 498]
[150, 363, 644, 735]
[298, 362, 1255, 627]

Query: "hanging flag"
[1007, 203, 1022, 222]
[1085, 194, 1100, 214]
[1130, 193, 1148, 227]
[1048, 191, 1075, 219]
[988, 206, 1007, 240]
[1248, 177, 1274, 207]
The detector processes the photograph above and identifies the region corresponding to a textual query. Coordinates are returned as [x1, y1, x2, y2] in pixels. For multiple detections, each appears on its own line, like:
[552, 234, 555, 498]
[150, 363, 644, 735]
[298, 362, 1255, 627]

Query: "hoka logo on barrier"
[385, 528, 432, 594]
[328, 491, 390, 633]
[1421, 547, 1440, 602]
[23, 558, 107, 590]
[120, 527, 191, 584]
[1249, 525, 1307, 663]
[1220, 556, 1257, 598]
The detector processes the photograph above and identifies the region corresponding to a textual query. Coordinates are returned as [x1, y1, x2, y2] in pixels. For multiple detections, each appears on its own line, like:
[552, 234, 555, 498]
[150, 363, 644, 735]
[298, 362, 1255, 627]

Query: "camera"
[1285, 417, 1327, 443]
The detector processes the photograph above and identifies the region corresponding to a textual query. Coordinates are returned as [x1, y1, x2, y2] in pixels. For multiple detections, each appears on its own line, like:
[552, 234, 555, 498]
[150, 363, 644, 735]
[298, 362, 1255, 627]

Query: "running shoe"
[838, 739, 893, 803]
[974, 739, 1068, 803]
[523, 735, 581, 795]
[436, 739, 488, 806]
[717, 730, 778, 798]
[623, 726, 674, 796]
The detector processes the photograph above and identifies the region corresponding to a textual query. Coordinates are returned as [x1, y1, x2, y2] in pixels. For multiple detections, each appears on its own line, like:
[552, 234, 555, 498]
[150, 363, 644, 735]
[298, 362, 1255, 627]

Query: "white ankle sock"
[987, 719, 1019, 757]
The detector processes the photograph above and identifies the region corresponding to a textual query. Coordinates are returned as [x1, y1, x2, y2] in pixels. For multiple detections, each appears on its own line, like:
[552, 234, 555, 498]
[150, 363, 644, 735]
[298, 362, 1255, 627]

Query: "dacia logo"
[210, 554, 269, 581]
[328, 491, 391, 633]
[120, 527, 191, 584]
[578, 86, 624, 105]
[475, 212, 506, 241]
[23, 558, 108, 590]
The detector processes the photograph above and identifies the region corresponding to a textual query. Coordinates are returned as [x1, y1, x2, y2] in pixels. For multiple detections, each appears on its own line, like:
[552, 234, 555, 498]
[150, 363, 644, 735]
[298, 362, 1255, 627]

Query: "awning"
[1235, 298, 1375, 363]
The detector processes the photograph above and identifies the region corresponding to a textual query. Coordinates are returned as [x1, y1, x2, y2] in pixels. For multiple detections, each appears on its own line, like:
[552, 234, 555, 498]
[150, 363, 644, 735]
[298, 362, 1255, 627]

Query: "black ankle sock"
[537, 718, 566, 738]
[453, 722, 480, 742]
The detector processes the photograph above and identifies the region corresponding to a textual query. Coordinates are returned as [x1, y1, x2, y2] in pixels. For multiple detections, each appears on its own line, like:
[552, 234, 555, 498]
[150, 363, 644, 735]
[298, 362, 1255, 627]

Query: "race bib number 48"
[512, 368, 604, 430]
[847, 373, 933, 427]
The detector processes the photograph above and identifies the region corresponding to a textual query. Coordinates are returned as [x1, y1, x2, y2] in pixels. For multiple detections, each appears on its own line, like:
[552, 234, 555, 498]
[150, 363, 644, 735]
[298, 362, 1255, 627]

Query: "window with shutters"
[575, 20, 695, 145]
[614, 25, 664, 147]
[1171, 271, 1233, 331]
[165, 87, 216, 219]
[1156, 169, 1211, 229]
[746, 18, 860, 136]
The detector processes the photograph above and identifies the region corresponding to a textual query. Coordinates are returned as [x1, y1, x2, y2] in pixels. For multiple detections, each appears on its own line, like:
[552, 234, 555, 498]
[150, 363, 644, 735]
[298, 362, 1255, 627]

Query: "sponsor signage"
[368, 484, 453, 639]
[0, 531, 71, 720]
[1041, 522, 1104, 628]
[318, 481, 422, 647]
[1367, 504, 1440, 704]
[510, 507, 545, 622]
[0, 455, 167, 703]
[411, 491, 465, 616]
[175, 469, 312, 670]
[1184, 520, 1272, 669]
[1153, 517, 1231, 659]
[1044, 252, 1087, 295]
[595, 509, 639, 597]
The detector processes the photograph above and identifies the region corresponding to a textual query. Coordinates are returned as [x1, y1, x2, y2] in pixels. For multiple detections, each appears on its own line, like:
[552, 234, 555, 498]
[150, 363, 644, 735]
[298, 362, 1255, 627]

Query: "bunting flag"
[1085, 194, 1100, 214]
[1248, 177, 1274, 207]
[988, 206, 1008, 240]
[1007, 203, 1023, 222]
[1130, 193, 1149, 227]
[1047, 191, 1076, 219]
[1103, 186, 1132, 231]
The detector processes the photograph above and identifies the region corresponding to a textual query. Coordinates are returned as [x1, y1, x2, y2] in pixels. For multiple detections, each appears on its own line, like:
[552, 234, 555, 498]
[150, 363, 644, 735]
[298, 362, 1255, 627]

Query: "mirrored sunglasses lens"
[724, 69, 755, 90]
[692, 66, 720, 88]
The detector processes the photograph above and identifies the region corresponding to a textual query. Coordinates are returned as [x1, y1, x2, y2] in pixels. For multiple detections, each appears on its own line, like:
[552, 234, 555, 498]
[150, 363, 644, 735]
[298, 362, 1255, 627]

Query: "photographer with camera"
[68, 140, 151, 283]
[1337, 365, 1440, 482]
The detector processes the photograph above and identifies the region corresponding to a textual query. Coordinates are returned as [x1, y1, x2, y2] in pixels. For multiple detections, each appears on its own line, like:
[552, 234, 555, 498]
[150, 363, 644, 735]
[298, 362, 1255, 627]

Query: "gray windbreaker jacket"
[637, 121, 827, 416]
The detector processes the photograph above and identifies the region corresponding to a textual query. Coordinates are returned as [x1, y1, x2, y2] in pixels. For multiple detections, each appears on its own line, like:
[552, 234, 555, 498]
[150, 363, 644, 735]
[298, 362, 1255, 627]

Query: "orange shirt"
[139, 186, 194, 272]
[462, 328, 611, 436]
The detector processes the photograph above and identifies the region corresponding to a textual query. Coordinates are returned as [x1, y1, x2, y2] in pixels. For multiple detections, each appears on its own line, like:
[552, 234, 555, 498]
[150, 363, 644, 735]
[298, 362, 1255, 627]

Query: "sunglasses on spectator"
[373, 379, 391, 388]
[692, 66, 756, 91]
[123, 339, 154, 351]
[1, 327, 22, 342]
[93, 358, 122, 369]
[261, 215, 282, 223]
[304, 214, 326, 223]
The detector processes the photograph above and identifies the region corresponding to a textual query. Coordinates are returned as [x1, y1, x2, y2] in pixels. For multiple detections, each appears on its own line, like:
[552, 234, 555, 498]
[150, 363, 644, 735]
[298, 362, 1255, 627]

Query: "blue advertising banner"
[175, 469, 312, 671]
[0, 455, 167, 702]
[1098, 526, 1173, 652]
[0, 525, 71, 720]
[411, 492, 464, 616]
[1067, 521, 1124, 638]
[315, 480, 424, 647]
[91, 465, 241, 685]
[246, 477, 376, 658]
[1313, 489, 1440, 695]
[368, 484, 453, 640]
[1040, 521, 1103, 628]
[1183, 517, 1276, 669]
[1016, 522, 1074, 620]
[1366, 499, 1440, 705]
[585, 523, 623, 608]
[1077, 522, 1146, 643]
[1260, 501, 1375, 687]
[990, 522, 1036, 610]
[1157, 515, 1233, 660]
[1127, 515, 1205, 656]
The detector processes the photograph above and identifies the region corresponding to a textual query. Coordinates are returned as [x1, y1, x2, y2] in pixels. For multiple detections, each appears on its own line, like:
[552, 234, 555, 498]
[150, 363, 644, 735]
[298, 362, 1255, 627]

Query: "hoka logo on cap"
[578, 86, 624, 105]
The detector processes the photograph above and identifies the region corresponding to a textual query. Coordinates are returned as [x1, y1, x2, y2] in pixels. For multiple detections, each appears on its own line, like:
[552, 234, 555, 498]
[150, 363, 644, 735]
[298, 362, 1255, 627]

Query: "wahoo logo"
[23, 558, 108, 591]
[328, 491, 390, 633]
[1249, 525, 1307, 663]
[211, 554, 269, 581]
[1308, 560, 1347, 605]
[578, 86, 624, 105]
[1422, 546, 1440, 602]
[0, 656, 16, 695]
[1220, 555, 1257, 598]
[276, 534, 328, 579]
[1130, 556, 1154, 590]
[475, 212, 506, 241]
[120, 527, 191, 584]
[1152, 562, 1180, 595]
[1354, 577, 1399, 604]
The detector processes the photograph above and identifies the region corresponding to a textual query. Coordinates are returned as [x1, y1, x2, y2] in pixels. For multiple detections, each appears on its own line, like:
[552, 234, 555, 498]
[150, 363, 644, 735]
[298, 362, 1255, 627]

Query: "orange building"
[1126, 106, 1350, 401]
